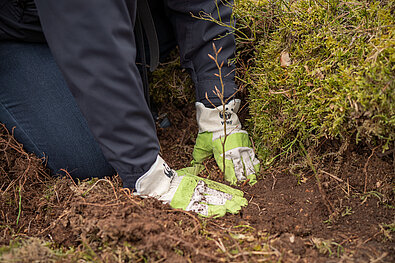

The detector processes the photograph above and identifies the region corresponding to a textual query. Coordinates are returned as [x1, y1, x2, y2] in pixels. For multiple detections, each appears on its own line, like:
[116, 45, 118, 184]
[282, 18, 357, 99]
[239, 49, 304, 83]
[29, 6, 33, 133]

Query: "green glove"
[135, 156, 247, 217]
[193, 99, 260, 185]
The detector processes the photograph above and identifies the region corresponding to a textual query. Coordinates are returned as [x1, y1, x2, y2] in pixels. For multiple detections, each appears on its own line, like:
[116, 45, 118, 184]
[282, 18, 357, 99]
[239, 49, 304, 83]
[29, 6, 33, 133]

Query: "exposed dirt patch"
[1, 103, 394, 262]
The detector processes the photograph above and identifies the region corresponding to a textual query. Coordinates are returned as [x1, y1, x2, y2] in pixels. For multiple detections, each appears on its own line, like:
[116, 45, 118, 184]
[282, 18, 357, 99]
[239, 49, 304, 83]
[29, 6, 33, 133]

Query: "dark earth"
[1, 101, 394, 262]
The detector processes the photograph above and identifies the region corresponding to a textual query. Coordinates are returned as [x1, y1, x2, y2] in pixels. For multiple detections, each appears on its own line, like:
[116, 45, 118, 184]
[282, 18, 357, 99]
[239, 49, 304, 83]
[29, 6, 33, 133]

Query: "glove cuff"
[195, 99, 242, 133]
[135, 155, 179, 202]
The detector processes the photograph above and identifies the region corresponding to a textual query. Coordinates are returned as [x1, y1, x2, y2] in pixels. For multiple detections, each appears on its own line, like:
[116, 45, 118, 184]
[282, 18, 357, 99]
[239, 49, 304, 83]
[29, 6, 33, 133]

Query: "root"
[364, 146, 379, 193]
[300, 141, 334, 214]
[82, 178, 118, 199]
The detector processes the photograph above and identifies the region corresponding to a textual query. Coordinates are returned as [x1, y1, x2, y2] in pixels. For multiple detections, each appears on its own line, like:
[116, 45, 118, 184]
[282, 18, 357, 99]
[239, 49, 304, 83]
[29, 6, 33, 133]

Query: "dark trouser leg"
[148, 0, 177, 62]
[0, 41, 115, 180]
[164, 0, 237, 106]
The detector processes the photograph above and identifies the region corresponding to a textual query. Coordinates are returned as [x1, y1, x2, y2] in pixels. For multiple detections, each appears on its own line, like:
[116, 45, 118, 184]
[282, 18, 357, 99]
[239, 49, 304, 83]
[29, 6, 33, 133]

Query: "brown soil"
[0, 103, 394, 262]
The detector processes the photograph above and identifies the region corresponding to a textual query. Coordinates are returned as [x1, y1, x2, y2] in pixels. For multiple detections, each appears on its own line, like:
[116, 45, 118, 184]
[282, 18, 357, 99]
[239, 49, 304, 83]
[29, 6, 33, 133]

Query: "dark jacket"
[0, 0, 45, 42]
[0, 0, 237, 188]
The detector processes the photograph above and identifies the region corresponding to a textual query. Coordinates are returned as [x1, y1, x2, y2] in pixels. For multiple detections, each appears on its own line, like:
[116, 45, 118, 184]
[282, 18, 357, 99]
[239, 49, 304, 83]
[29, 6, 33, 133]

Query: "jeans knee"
[49, 142, 115, 181]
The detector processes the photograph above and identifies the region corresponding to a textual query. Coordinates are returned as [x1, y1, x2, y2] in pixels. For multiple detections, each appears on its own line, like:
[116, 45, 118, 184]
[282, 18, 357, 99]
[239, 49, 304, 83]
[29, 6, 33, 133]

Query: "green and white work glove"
[193, 99, 260, 185]
[135, 155, 247, 217]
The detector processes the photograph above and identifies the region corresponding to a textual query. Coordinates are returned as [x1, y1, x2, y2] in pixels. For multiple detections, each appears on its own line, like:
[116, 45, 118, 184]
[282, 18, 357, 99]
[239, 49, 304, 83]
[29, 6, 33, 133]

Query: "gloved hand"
[192, 99, 260, 185]
[135, 156, 247, 217]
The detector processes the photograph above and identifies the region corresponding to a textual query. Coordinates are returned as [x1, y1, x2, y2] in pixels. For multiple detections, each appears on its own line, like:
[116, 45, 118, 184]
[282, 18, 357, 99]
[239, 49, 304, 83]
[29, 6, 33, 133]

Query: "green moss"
[234, 0, 394, 161]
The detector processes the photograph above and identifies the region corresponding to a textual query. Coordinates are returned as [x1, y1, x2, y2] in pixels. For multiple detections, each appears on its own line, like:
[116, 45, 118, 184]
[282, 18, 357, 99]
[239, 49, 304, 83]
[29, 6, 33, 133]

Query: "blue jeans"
[0, 41, 115, 179]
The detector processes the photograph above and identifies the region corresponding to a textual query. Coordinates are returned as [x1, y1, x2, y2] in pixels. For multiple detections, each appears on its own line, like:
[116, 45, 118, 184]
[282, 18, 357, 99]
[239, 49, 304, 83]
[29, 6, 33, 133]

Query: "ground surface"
[0, 103, 394, 262]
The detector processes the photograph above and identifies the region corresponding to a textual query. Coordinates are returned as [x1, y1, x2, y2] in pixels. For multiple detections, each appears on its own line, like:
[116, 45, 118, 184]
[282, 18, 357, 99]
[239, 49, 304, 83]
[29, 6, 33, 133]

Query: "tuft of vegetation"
[233, 0, 394, 162]
[150, 50, 195, 107]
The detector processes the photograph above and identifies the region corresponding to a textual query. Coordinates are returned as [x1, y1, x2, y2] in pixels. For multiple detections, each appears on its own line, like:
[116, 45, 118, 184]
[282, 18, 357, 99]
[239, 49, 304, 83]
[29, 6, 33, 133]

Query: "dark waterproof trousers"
[0, 0, 237, 188]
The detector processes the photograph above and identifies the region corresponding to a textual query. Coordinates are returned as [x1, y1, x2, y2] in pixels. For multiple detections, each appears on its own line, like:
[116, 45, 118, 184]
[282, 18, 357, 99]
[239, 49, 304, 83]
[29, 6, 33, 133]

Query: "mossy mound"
[234, 0, 394, 162]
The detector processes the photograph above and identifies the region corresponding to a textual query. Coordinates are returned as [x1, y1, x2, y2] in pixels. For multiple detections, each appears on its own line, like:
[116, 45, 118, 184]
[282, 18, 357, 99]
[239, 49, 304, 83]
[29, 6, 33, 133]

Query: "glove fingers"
[208, 194, 248, 217]
[232, 154, 247, 181]
[207, 203, 227, 218]
[199, 175, 244, 197]
[241, 150, 259, 185]
[225, 194, 248, 214]
[186, 180, 242, 216]
[170, 174, 247, 217]
[186, 195, 247, 218]
[219, 146, 259, 184]
[241, 150, 255, 176]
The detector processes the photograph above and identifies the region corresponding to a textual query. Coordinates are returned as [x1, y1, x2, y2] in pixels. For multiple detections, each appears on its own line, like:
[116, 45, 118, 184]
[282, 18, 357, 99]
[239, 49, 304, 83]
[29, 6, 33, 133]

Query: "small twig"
[2, 175, 22, 196]
[271, 173, 277, 190]
[16, 186, 22, 225]
[213, 238, 227, 253]
[77, 202, 127, 207]
[241, 179, 250, 187]
[370, 252, 389, 263]
[364, 146, 378, 193]
[250, 136, 258, 158]
[120, 188, 142, 204]
[175, 128, 188, 156]
[2, 155, 31, 195]
[120, 189, 144, 213]
[230, 234, 248, 263]
[250, 202, 262, 212]
[81, 178, 118, 200]
[224, 86, 242, 104]
[207, 220, 232, 231]
[53, 184, 60, 204]
[202, 160, 213, 179]
[37, 210, 71, 235]
[208, 43, 237, 180]
[205, 92, 218, 109]
[60, 169, 78, 188]
[347, 178, 350, 197]
[299, 141, 334, 214]
[319, 169, 344, 182]
[231, 250, 280, 258]
[27, 219, 33, 234]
